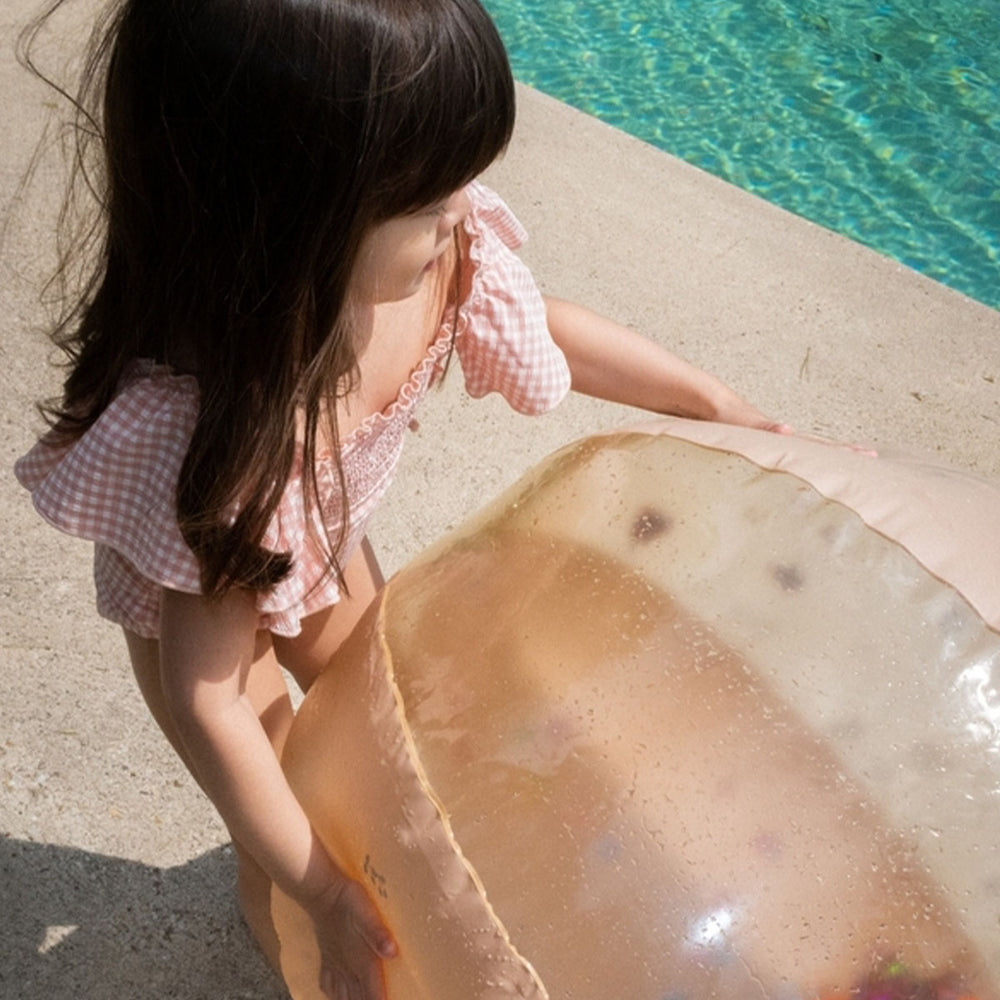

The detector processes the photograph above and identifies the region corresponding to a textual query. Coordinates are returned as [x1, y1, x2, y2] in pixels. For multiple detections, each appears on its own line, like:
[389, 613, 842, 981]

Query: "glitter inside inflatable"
[273, 418, 1000, 1000]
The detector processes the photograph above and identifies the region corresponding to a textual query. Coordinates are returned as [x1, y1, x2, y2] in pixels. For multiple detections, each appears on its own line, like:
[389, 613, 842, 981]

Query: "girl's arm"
[159, 587, 396, 999]
[544, 296, 790, 432]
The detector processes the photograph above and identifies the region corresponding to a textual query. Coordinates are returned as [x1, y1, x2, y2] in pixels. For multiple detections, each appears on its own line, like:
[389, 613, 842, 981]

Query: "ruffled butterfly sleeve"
[454, 181, 572, 415]
[14, 368, 204, 636]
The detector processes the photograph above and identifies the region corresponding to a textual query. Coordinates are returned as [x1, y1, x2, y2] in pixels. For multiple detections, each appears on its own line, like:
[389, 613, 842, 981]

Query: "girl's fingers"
[345, 881, 397, 958]
[320, 960, 386, 1000]
[313, 878, 395, 1000]
[362, 954, 389, 1000]
[319, 965, 335, 997]
[795, 431, 879, 457]
[358, 917, 397, 960]
[320, 964, 362, 1000]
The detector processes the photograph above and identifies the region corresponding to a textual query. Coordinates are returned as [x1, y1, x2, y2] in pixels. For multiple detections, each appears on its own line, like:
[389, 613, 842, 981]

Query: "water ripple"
[485, 0, 1000, 309]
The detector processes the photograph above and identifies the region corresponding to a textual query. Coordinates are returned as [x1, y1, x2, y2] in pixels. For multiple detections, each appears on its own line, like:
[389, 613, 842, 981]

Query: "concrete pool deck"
[1, 1, 998, 996]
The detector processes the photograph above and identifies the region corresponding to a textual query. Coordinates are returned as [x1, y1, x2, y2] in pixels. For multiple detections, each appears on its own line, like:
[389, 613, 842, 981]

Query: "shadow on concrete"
[0, 834, 288, 999]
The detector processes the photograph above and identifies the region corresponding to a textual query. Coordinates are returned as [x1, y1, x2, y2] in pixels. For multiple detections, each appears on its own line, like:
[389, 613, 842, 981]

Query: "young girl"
[15, 0, 786, 997]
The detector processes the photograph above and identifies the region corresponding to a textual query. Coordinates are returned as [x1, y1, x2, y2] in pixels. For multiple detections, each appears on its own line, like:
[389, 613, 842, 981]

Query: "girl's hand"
[715, 401, 879, 453]
[710, 391, 793, 434]
[306, 875, 398, 1000]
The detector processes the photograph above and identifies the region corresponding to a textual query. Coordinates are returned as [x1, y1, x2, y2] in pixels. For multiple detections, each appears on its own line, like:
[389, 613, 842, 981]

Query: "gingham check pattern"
[15, 183, 571, 638]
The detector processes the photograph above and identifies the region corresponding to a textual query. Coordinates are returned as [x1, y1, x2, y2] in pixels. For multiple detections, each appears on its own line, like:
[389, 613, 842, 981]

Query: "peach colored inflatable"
[273, 418, 1000, 1000]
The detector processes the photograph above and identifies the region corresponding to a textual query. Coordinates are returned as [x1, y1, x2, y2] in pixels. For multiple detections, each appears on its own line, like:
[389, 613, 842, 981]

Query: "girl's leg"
[273, 535, 385, 693]
[125, 628, 294, 969]
[125, 536, 383, 963]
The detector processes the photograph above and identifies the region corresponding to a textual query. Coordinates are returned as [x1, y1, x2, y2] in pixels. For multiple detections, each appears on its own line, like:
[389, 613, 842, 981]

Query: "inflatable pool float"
[272, 418, 1000, 1000]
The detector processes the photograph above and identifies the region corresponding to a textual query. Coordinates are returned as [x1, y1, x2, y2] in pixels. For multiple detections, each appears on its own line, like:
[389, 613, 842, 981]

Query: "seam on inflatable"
[374, 594, 551, 1000]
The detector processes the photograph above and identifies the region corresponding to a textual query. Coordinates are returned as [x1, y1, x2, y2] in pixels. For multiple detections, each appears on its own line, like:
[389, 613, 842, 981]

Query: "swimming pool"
[482, 0, 1000, 311]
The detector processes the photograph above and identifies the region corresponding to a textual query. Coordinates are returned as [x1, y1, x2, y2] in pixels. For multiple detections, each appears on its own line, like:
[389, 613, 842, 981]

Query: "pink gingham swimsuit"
[15, 182, 571, 639]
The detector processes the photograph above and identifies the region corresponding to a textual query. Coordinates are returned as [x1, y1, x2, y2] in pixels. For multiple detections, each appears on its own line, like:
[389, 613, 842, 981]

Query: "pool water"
[482, 0, 1000, 310]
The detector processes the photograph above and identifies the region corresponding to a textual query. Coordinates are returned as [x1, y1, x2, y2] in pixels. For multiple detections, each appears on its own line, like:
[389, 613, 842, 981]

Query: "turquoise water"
[483, 0, 1000, 310]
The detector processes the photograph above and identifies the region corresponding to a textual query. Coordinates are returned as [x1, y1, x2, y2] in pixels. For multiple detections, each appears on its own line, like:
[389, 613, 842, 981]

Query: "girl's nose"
[440, 188, 472, 232]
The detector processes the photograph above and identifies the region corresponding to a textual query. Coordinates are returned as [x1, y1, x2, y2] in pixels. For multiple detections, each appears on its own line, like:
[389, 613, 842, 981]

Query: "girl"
[15, 0, 786, 997]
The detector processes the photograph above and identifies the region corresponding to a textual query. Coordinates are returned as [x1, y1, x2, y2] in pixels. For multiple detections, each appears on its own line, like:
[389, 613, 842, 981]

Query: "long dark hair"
[21, 0, 516, 595]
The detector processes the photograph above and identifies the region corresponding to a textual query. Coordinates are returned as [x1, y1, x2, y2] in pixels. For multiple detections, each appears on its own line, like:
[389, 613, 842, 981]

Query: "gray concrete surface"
[1, 1, 997, 998]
